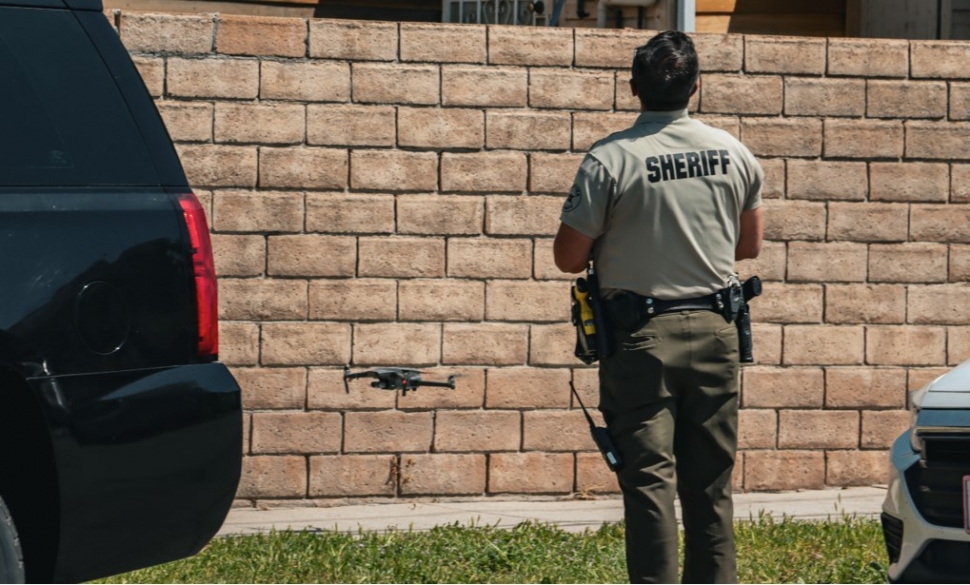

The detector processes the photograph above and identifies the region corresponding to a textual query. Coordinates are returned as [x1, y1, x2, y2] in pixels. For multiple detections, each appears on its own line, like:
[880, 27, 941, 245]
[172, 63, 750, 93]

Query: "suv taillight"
[177, 192, 218, 359]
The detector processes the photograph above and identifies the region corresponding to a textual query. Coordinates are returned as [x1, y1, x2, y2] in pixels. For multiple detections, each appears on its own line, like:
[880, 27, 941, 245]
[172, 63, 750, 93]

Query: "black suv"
[0, 0, 242, 582]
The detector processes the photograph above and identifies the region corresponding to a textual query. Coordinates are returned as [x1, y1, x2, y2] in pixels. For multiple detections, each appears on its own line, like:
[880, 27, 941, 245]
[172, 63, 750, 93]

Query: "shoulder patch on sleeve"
[563, 183, 582, 213]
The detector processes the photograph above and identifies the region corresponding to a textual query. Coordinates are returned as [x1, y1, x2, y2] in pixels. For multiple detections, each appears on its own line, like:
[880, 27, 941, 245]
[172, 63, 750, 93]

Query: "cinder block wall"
[110, 11, 970, 503]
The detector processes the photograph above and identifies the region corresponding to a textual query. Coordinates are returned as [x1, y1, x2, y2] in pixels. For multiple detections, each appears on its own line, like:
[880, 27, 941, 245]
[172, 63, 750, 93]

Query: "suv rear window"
[0, 8, 158, 187]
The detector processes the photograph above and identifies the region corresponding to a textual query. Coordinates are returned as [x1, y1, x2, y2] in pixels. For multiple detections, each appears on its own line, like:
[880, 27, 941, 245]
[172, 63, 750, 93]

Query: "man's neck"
[640, 106, 686, 113]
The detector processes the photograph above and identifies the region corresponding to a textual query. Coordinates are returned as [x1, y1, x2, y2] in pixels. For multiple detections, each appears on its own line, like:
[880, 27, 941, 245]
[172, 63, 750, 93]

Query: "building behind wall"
[103, 0, 970, 40]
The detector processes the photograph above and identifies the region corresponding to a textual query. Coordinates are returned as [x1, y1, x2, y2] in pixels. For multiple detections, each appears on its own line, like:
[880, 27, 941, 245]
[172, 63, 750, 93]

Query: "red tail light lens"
[177, 192, 218, 358]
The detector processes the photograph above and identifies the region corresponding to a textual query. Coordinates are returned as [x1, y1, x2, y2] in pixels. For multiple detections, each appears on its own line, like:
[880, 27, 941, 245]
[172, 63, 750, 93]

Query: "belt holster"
[570, 264, 612, 364]
[723, 285, 743, 323]
[571, 278, 598, 364]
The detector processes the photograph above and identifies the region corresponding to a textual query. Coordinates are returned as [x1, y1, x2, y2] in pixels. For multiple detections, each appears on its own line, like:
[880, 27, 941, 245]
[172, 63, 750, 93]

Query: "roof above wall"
[0, 0, 102, 10]
[102, 0, 441, 22]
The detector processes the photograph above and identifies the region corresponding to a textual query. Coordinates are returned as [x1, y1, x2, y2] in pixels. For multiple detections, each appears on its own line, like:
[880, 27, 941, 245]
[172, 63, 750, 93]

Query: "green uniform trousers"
[599, 309, 739, 584]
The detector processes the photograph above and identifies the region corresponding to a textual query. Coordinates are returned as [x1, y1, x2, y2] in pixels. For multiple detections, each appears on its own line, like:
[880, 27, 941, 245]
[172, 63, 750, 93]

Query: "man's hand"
[736, 207, 763, 261]
[554, 223, 595, 273]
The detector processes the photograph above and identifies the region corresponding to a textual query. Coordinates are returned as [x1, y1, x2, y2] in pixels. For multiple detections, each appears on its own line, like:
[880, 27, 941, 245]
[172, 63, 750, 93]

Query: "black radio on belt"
[737, 276, 762, 363]
[716, 276, 763, 363]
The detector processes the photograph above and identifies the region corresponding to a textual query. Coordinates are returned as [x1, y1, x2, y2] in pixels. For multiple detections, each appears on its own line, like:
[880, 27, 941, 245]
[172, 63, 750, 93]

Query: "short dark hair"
[631, 31, 699, 111]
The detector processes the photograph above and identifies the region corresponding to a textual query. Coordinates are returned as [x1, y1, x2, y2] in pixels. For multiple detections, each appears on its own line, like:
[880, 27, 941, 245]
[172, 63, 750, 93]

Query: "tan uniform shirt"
[560, 109, 763, 300]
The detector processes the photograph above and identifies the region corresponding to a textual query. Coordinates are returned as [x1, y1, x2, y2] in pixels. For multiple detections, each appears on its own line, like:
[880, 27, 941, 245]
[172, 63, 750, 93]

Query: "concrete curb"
[218, 486, 886, 536]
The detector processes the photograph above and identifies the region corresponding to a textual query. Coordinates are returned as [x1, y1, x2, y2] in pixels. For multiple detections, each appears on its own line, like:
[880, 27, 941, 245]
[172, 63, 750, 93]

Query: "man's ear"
[630, 79, 638, 97]
[689, 79, 699, 98]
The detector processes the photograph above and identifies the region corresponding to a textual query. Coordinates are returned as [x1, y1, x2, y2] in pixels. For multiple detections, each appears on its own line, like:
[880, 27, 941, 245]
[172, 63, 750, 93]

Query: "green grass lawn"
[95, 515, 888, 584]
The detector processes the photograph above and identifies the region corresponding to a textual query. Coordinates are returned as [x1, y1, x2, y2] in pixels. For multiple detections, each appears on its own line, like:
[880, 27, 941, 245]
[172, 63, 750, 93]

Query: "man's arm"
[554, 223, 595, 273]
[736, 207, 764, 261]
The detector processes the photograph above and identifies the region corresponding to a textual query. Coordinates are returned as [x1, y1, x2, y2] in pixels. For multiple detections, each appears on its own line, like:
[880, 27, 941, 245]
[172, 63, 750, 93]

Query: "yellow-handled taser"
[573, 278, 597, 337]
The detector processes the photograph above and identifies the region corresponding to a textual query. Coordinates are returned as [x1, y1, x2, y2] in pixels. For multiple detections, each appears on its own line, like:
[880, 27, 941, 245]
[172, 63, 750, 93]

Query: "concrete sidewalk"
[219, 486, 886, 536]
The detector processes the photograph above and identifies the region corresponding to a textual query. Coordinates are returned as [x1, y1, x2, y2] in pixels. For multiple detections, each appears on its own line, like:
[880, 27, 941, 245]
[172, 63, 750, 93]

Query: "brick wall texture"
[111, 11, 970, 503]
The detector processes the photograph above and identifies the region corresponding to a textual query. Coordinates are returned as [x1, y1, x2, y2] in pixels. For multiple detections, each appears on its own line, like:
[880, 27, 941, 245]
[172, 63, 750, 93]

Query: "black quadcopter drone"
[343, 366, 456, 396]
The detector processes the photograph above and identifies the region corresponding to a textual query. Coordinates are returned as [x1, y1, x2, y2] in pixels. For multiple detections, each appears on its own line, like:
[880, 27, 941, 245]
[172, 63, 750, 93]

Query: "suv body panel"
[34, 365, 241, 583]
[0, 190, 197, 376]
[0, 3, 241, 582]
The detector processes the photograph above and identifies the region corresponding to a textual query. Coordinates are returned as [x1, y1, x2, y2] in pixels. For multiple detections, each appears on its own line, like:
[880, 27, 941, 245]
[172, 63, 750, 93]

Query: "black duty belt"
[610, 290, 725, 315]
[604, 289, 730, 332]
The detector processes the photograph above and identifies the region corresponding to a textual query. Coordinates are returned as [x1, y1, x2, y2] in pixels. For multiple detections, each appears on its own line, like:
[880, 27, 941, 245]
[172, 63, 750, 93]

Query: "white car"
[882, 361, 970, 583]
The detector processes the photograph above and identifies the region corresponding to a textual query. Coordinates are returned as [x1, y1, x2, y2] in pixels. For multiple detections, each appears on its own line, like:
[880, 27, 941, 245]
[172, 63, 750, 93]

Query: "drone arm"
[415, 377, 456, 390]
